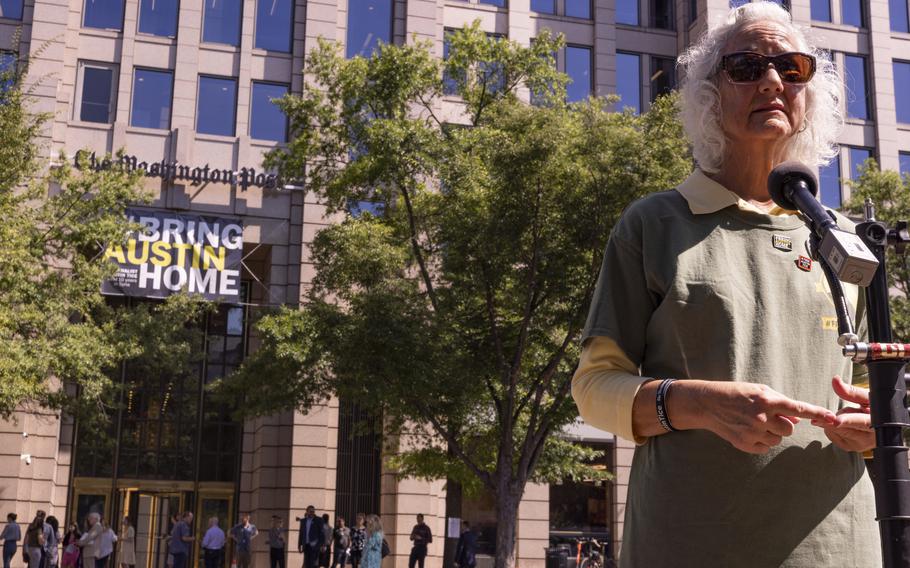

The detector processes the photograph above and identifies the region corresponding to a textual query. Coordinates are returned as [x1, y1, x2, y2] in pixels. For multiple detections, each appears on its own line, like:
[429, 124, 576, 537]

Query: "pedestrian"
[360, 516, 382, 568]
[25, 511, 47, 568]
[117, 517, 135, 568]
[295, 507, 324, 568]
[318, 516, 331, 568]
[348, 515, 365, 568]
[228, 513, 257, 568]
[266, 516, 285, 568]
[96, 520, 117, 568]
[571, 3, 880, 566]
[44, 517, 60, 568]
[407, 515, 431, 568]
[61, 524, 81, 568]
[1, 513, 21, 568]
[454, 522, 477, 568]
[200, 517, 224, 568]
[164, 514, 178, 568]
[329, 518, 349, 568]
[76, 513, 103, 568]
[168, 513, 193, 568]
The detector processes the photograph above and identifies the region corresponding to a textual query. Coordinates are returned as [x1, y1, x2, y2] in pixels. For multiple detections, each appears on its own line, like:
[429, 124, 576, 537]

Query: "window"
[83, 0, 125, 31]
[254, 0, 293, 52]
[848, 147, 872, 182]
[0, 51, 17, 92]
[892, 0, 909, 32]
[650, 0, 673, 28]
[346, 0, 393, 59]
[900, 152, 910, 179]
[819, 154, 842, 208]
[844, 54, 870, 120]
[730, 0, 750, 7]
[203, 0, 242, 46]
[841, 0, 863, 26]
[250, 82, 288, 142]
[479, 0, 506, 6]
[197, 76, 237, 136]
[566, 0, 591, 18]
[689, 0, 697, 23]
[531, 0, 555, 14]
[811, 0, 831, 21]
[130, 68, 173, 130]
[0, 0, 23, 20]
[566, 45, 592, 103]
[616, 0, 639, 25]
[650, 56, 676, 103]
[616, 52, 641, 114]
[77, 62, 118, 123]
[443, 30, 460, 96]
[895, 60, 910, 123]
[138, 0, 178, 37]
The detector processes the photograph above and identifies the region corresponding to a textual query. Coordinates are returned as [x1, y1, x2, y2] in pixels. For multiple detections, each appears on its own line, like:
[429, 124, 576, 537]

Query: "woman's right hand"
[635, 379, 837, 454]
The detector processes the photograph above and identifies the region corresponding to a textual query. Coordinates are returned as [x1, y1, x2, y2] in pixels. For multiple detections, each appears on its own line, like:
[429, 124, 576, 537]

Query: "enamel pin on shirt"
[797, 255, 812, 272]
[772, 235, 793, 251]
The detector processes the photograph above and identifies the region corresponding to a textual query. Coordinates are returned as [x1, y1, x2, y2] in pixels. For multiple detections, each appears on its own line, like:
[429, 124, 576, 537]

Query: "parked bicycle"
[575, 537, 615, 568]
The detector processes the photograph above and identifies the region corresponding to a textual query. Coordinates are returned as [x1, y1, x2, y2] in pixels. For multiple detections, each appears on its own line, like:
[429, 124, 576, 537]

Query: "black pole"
[855, 219, 910, 568]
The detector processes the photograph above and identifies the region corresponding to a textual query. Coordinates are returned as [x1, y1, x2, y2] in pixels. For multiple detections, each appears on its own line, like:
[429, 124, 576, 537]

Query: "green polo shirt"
[583, 170, 880, 567]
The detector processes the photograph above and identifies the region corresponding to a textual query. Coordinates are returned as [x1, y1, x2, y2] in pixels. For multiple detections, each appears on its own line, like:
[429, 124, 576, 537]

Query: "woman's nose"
[758, 66, 785, 93]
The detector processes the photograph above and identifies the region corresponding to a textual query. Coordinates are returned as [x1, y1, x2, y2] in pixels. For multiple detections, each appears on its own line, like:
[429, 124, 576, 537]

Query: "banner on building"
[102, 209, 244, 302]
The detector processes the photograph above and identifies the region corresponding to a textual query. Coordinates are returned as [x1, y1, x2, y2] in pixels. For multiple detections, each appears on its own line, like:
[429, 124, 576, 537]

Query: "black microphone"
[768, 161, 878, 286]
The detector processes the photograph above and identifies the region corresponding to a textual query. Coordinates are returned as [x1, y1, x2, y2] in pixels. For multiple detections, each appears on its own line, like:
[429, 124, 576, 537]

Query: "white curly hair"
[677, 1, 843, 173]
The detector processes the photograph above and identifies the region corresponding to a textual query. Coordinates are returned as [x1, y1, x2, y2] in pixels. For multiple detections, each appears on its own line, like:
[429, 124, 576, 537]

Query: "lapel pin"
[772, 235, 793, 251]
[797, 255, 812, 272]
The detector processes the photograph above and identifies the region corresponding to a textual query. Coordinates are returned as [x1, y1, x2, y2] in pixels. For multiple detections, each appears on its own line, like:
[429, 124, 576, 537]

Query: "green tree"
[0, 56, 210, 420]
[217, 25, 691, 568]
[844, 160, 910, 339]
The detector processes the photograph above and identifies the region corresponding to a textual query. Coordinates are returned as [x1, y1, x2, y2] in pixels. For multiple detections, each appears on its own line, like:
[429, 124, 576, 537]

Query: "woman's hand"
[810, 376, 874, 453]
[656, 380, 837, 454]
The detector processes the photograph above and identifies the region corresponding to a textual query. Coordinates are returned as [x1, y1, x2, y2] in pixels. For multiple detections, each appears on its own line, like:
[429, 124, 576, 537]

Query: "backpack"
[381, 539, 390, 558]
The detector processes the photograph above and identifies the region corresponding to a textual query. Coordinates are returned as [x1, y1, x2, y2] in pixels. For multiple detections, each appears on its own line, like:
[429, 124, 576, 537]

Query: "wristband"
[656, 378, 678, 432]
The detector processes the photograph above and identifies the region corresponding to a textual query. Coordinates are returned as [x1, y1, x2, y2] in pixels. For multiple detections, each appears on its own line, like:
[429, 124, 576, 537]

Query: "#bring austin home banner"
[102, 209, 244, 302]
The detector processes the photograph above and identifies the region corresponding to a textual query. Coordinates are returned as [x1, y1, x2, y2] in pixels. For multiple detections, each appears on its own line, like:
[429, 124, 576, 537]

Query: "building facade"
[1, 0, 909, 566]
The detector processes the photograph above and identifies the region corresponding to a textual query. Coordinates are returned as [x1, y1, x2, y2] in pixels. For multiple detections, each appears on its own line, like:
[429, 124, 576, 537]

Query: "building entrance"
[69, 479, 234, 568]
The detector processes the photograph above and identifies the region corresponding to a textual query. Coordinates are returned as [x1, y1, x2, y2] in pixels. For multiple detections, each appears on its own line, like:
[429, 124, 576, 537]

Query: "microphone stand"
[817, 200, 910, 567]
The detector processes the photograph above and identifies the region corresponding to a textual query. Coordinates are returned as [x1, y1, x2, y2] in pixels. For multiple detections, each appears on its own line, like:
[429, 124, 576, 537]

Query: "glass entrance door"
[125, 491, 182, 568]
[195, 488, 234, 568]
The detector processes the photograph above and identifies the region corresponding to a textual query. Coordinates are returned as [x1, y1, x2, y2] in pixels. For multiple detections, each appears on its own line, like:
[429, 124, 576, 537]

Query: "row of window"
[616, 0, 674, 29]
[77, 62, 288, 141]
[820, 148, 910, 208]
[831, 56, 910, 125]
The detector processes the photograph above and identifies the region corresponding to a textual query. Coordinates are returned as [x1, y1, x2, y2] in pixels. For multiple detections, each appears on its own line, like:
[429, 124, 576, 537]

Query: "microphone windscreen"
[767, 161, 819, 211]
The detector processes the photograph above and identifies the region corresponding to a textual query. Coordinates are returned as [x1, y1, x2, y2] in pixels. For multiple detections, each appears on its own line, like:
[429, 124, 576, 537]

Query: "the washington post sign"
[102, 209, 243, 302]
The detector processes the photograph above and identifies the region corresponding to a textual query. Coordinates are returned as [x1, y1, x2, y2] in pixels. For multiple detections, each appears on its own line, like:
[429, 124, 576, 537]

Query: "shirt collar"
[675, 168, 793, 217]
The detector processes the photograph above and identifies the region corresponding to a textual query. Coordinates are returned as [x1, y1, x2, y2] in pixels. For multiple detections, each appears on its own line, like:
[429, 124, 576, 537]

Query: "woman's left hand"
[810, 376, 874, 453]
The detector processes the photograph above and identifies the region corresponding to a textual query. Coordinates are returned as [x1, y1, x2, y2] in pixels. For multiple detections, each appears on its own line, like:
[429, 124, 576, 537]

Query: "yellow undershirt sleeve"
[572, 335, 652, 445]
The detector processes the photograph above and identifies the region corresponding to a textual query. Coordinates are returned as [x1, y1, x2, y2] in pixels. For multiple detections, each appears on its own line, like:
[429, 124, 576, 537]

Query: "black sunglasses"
[720, 51, 816, 84]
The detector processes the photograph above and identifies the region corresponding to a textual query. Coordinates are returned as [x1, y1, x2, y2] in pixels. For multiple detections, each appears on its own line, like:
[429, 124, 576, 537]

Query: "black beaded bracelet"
[656, 378, 678, 432]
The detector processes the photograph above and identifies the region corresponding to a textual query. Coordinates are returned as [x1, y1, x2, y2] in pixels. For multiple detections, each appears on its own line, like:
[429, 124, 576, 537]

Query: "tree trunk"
[493, 487, 522, 568]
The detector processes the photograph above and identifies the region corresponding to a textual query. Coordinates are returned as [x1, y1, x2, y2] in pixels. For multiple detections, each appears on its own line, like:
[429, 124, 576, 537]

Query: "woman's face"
[717, 21, 808, 154]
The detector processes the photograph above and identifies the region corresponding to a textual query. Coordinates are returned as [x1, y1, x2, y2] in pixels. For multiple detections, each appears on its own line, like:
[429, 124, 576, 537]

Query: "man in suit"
[296, 507, 324, 568]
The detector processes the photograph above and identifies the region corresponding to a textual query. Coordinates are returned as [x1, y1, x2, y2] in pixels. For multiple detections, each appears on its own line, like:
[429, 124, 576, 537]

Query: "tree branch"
[415, 401, 494, 491]
[398, 182, 440, 313]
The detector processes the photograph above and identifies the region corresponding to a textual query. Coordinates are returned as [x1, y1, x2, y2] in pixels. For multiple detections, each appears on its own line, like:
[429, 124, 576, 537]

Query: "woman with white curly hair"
[572, 2, 880, 566]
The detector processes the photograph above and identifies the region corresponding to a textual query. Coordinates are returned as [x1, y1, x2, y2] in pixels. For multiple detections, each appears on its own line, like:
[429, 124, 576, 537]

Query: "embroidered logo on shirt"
[797, 255, 812, 272]
[772, 235, 793, 251]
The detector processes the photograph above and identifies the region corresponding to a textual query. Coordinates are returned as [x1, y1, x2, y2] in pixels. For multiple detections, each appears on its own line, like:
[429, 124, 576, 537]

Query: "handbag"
[380, 539, 390, 558]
